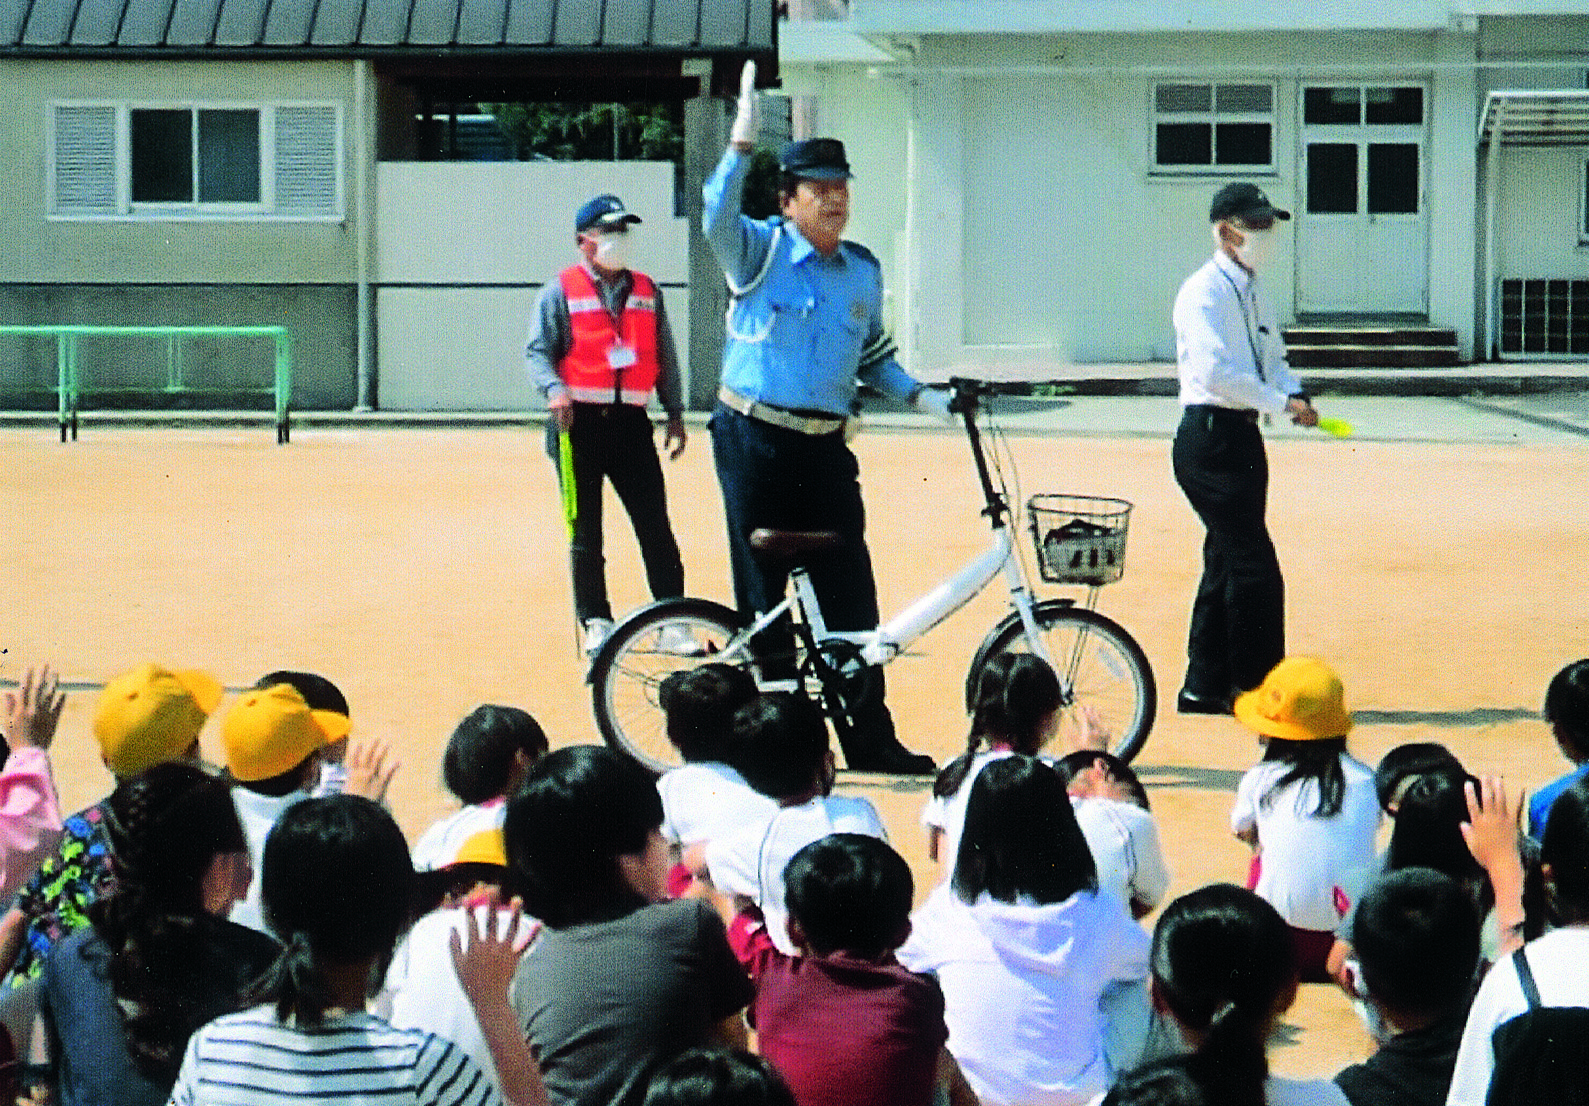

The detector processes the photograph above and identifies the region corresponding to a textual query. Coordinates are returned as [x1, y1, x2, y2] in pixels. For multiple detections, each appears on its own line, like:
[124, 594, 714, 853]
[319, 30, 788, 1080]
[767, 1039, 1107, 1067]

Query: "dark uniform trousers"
[549, 402, 684, 624]
[708, 404, 900, 758]
[1172, 405, 1286, 698]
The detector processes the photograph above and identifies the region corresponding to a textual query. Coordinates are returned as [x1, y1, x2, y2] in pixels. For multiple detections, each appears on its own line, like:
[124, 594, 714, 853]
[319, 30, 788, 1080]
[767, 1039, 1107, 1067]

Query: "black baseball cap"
[575, 194, 643, 234]
[779, 138, 853, 181]
[1209, 182, 1290, 224]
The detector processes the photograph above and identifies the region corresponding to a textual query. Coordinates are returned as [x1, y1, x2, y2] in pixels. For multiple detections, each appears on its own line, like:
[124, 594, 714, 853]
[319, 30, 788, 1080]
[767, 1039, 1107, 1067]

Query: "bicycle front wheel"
[967, 601, 1157, 763]
[589, 598, 750, 772]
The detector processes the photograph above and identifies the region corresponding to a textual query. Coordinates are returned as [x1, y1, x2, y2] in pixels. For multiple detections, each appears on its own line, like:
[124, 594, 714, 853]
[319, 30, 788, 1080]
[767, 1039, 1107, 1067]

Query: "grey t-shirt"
[510, 897, 752, 1106]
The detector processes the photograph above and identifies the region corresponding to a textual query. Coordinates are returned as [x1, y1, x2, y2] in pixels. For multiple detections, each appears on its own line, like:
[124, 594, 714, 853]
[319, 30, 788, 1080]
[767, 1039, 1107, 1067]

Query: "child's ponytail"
[937, 654, 1063, 800]
[932, 732, 985, 799]
[254, 930, 337, 1025]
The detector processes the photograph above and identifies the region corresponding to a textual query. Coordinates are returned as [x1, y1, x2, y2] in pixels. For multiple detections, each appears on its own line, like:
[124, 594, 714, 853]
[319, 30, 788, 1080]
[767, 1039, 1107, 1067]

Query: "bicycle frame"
[727, 379, 1057, 672]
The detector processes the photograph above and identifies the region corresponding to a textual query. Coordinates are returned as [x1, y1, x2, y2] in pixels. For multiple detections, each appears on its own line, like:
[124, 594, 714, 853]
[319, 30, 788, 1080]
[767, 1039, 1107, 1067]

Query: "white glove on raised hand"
[913, 386, 953, 423]
[730, 61, 759, 149]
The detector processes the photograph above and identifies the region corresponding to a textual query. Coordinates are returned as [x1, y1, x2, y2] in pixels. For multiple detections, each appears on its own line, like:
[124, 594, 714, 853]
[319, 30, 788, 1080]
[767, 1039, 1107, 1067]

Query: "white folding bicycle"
[588, 377, 1156, 772]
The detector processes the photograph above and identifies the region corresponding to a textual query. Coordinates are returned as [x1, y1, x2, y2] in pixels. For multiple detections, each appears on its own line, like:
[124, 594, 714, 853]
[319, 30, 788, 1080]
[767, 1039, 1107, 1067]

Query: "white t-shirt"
[900, 884, 1151, 1106]
[1230, 755, 1379, 930]
[411, 802, 507, 873]
[380, 902, 537, 1094]
[1073, 796, 1172, 912]
[704, 793, 887, 956]
[656, 761, 777, 847]
[1446, 927, 1589, 1106]
[1085, 1076, 1349, 1106]
[921, 749, 1017, 870]
[229, 786, 312, 937]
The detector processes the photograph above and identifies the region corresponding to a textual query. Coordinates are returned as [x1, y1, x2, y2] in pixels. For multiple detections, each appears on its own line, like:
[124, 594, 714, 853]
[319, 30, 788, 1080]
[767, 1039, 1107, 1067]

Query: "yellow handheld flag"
[1317, 416, 1354, 439]
[558, 430, 578, 540]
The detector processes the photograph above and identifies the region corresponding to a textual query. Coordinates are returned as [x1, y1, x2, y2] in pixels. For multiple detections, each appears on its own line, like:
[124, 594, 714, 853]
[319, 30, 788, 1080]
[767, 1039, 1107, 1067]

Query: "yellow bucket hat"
[1234, 656, 1352, 741]
[94, 663, 223, 777]
[223, 682, 351, 783]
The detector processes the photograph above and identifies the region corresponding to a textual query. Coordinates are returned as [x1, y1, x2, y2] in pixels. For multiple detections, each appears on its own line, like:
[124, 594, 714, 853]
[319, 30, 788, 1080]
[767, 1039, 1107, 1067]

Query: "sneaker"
[582, 618, 615, 658]
[656, 623, 707, 657]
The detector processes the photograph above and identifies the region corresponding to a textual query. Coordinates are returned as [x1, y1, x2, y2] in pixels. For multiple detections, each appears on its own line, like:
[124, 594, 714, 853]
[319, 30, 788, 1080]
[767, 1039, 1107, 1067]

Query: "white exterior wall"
[780, 11, 1586, 370]
[375, 161, 689, 411]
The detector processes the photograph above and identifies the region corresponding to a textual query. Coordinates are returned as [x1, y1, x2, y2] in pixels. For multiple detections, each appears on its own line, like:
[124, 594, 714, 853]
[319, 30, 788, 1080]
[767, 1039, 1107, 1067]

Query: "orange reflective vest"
[558, 265, 660, 406]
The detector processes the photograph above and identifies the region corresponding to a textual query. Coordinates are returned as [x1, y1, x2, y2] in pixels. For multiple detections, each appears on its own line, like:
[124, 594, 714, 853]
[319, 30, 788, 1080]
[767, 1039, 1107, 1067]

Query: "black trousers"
[708, 404, 901, 759]
[548, 403, 684, 624]
[1171, 405, 1286, 697]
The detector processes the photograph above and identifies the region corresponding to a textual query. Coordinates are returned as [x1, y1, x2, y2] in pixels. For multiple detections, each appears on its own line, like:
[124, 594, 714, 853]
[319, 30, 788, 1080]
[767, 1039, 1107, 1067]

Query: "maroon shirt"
[749, 944, 948, 1106]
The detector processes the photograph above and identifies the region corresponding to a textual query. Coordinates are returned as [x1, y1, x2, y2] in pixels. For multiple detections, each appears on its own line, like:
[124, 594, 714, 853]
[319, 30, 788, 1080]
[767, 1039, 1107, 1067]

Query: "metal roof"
[0, 0, 774, 55]
[1480, 90, 1589, 147]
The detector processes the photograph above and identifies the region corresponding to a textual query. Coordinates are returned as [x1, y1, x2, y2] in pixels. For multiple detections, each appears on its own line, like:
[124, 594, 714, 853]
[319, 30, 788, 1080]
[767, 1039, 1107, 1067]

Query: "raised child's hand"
[343, 737, 400, 803]
[3, 665, 66, 751]
[449, 891, 539, 1007]
[1461, 775, 1523, 875]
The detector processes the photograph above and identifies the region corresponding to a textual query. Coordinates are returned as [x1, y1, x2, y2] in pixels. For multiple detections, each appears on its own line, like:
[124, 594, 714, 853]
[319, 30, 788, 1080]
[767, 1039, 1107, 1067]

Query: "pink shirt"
[0, 747, 63, 899]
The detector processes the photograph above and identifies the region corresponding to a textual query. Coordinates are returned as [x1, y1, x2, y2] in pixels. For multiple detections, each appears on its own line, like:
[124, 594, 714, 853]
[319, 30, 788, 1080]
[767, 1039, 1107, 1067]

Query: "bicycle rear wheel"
[589, 598, 749, 772]
[967, 601, 1156, 763]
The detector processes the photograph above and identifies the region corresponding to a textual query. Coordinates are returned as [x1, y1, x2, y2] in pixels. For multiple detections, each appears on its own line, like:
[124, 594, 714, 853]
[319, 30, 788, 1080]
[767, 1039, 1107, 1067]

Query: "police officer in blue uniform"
[700, 65, 947, 774]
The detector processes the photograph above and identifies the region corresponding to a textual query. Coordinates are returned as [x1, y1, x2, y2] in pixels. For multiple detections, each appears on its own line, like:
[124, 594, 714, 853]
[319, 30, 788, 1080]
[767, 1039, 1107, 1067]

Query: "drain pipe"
[354, 58, 375, 410]
[1479, 99, 1503, 363]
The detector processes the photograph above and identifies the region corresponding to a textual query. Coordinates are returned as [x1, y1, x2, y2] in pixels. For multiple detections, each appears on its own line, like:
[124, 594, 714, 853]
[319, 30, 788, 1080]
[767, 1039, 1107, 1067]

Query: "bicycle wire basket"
[1026, 494, 1132, 586]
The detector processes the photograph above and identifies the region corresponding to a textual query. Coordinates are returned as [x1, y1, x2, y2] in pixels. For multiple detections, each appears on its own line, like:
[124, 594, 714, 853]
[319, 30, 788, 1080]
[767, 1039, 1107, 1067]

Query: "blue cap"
[778, 138, 853, 181]
[575, 194, 643, 234]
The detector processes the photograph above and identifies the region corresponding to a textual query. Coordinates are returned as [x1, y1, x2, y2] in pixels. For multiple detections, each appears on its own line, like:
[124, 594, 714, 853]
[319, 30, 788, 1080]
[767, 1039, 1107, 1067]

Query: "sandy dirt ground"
[5, 413, 1588, 1080]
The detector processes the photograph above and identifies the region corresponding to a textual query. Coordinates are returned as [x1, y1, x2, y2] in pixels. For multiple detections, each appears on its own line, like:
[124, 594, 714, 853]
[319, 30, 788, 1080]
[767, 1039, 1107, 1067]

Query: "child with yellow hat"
[1230, 656, 1380, 983]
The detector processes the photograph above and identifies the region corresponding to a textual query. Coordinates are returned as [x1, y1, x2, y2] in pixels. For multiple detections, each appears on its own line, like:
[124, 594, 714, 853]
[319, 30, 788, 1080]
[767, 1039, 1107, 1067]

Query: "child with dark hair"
[643, 1049, 796, 1106]
[1230, 657, 1378, 983]
[34, 763, 279, 1106]
[1125, 883, 1349, 1106]
[1331, 868, 1481, 1106]
[251, 671, 353, 797]
[740, 834, 975, 1106]
[900, 755, 1150, 1106]
[506, 746, 752, 1106]
[171, 794, 544, 1106]
[701, 694, 887, 958]
[1371, 741, 1465, 817]
[1055, 751, 1172, 919]
[922, 652, 1063, 868]
[1527, 658, 1589, 839]
[1447, 774, 1589, 1106]
[412, 704, 549, 872]
[655, 666, 772, 876]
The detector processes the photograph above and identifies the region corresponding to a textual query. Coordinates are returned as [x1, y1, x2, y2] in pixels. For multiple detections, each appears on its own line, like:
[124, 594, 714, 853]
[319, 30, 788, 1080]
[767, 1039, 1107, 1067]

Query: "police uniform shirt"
[702, 149, 919, 417]
[1173, 249, 1302, 414]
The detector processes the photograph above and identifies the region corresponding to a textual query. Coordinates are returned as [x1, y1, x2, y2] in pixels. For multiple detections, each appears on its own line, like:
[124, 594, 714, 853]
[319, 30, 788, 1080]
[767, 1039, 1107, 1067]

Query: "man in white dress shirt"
[1171, 182, 1322, 715]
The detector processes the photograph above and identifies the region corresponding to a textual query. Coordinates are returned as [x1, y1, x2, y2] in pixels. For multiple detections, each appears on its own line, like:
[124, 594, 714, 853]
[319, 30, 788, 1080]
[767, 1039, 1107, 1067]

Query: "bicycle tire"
[589, 597, 749, 773]
[966, 601, 1157, 763]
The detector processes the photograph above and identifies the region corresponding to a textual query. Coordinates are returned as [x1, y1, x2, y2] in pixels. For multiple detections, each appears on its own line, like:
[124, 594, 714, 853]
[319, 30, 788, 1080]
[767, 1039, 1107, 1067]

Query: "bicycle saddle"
[748, 528, 845, 559]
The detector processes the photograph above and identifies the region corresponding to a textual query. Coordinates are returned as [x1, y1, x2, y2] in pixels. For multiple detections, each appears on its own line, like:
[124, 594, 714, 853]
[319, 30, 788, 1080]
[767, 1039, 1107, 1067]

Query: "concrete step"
[1283, 326, 1459, 347]
[1287, 344, 1463, 369]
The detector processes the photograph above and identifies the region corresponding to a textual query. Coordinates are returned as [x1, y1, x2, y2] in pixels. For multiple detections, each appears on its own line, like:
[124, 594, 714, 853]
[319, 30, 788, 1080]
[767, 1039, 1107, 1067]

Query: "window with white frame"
[50, 102, 341, 218]
[1153, 83, 1275, 173]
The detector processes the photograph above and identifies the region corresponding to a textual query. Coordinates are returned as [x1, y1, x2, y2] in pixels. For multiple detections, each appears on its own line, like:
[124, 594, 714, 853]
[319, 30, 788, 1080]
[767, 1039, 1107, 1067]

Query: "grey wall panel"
[552, 0, 599, 46]
[115, 0, 171, 44]
[0, 0, 34, 45]
[212, 0, 264, 43]
[359, 0, 409, 44]
[405, 0, 457, 44]
[601, 0, 647, 46]
[455, 0, 503, 44]
[697, 0, 743, 48]
[309, 0, 361, 44]
[501, 0, 551, 43]
[23, 0, 77, 44]
[70, 0, 129, 45]
[260, 0, 314, 45]
[652, 0, 696, 47]
[167, 0, 222, 43]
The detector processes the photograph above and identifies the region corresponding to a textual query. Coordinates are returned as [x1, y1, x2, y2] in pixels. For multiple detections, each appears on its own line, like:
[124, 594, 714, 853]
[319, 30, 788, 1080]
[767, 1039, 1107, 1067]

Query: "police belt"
[718, 386, 847, 436]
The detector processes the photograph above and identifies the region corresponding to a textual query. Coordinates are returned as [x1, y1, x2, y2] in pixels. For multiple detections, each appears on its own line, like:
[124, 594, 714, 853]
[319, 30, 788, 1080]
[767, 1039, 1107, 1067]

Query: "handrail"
[0, 324, 292, 443]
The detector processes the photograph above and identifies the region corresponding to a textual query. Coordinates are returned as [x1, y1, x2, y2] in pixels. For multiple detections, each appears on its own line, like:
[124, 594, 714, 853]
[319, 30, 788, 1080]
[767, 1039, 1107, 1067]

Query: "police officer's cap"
[779, 138, 853, 181]
[575, 193, 643, 234]
[1209, 182, 1290, 224]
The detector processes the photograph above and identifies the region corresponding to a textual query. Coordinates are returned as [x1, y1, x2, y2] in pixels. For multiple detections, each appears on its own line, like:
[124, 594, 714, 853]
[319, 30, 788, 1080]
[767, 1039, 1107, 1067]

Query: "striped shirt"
[168, 1006, 502, 1106]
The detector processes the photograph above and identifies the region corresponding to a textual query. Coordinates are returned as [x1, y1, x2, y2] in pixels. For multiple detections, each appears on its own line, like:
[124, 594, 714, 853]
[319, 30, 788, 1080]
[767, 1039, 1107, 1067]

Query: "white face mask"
[1235, 226, 1275, 271]
[592, 229, 632, 271]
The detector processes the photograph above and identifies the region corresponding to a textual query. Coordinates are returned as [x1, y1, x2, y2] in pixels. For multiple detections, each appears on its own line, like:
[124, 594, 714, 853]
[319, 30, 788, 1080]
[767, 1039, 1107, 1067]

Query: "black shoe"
[845, 746, 938, 776]
[1176, 688, 1233, 715]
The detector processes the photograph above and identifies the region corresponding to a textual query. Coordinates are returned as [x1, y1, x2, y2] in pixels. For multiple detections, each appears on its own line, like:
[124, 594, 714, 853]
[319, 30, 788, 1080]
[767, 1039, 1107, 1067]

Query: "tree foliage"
[483, 102, 684, 162]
